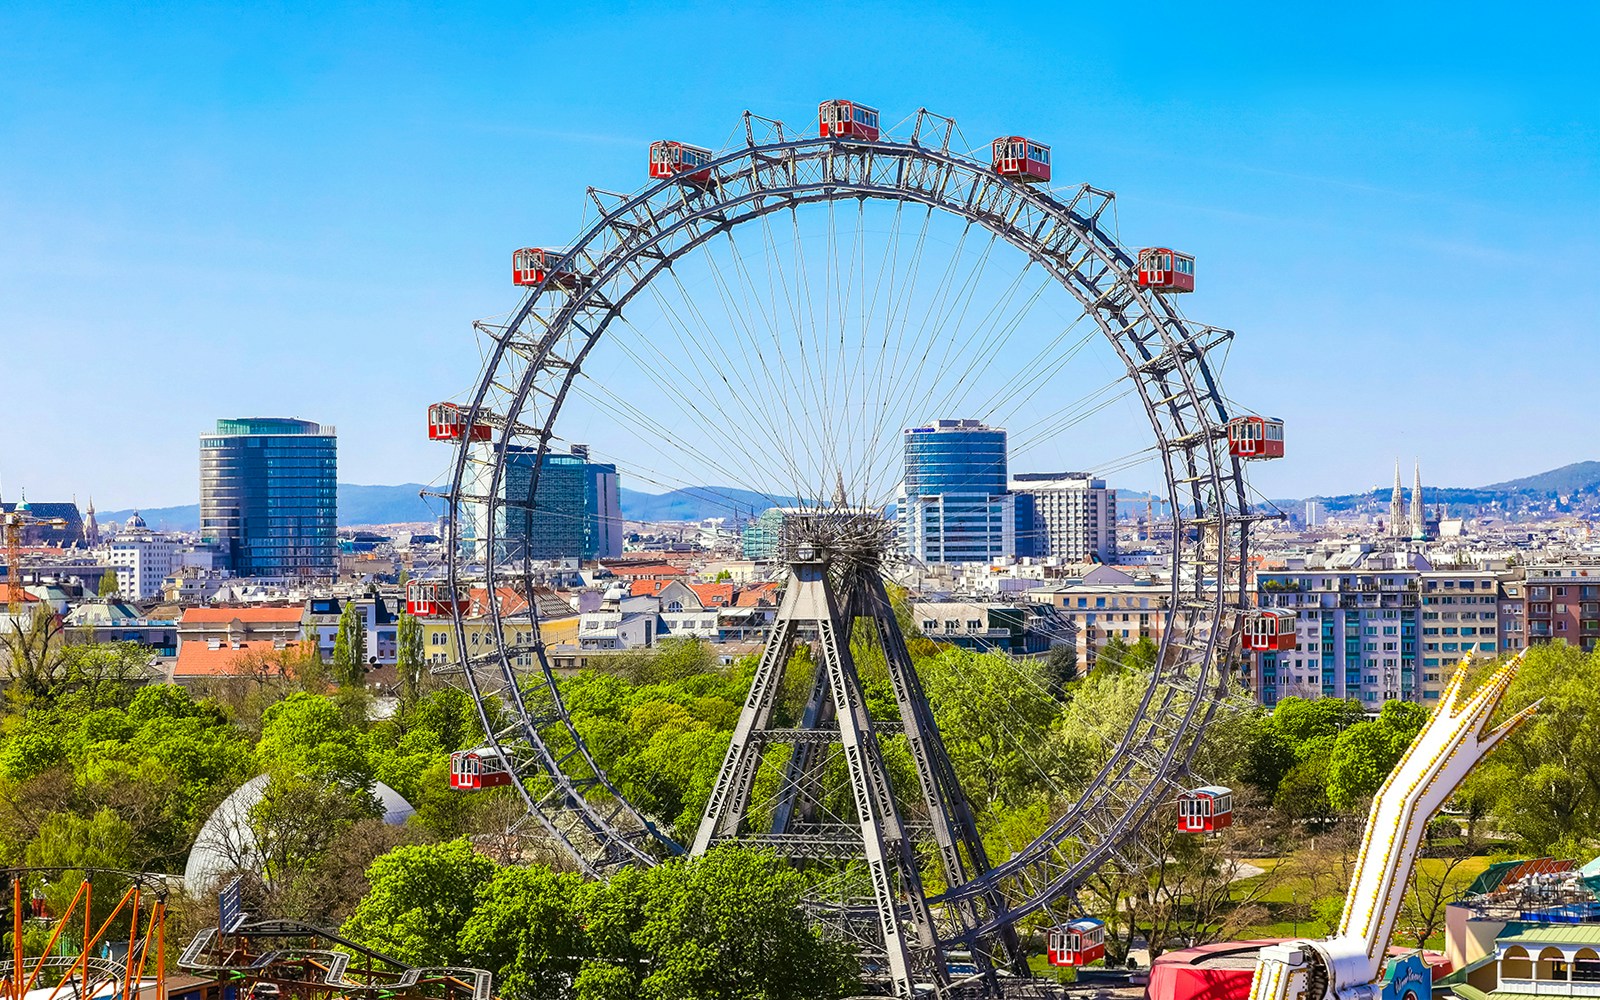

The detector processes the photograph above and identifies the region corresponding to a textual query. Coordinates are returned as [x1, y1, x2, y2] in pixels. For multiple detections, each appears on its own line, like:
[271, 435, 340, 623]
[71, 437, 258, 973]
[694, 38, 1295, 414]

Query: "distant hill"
[99, 503, 201, 532]
[620, 486, 803, 523]
[101, 483, 790, 531]
[1481, 461, 1600, 495]
[338, 483, 437, 525]
[102, 483, 437, 532]
[1299, 460, 1600, 513]
[98, 460, 1599, 532]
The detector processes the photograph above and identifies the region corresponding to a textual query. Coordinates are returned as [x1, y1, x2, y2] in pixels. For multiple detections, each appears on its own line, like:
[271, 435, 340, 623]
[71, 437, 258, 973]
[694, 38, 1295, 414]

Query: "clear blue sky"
[2, 2, 1595, 509]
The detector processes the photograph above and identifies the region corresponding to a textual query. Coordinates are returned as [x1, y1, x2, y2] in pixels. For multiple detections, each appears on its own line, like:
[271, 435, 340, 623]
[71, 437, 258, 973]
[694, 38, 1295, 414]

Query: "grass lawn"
[1231, 855, 1495, 948]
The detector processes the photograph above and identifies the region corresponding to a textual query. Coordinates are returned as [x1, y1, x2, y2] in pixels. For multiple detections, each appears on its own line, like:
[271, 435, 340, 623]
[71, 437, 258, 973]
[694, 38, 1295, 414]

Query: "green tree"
[332, 602, 368, 688]
[1326, 721, 1401, 811]
[1044, 643, 1078, 692]
[342, 840, 499, 966]
[580, 847, 856, 1000]
[24, 808, 137, 870]
[294, 624, 331, 692]
[1096, 634, 1130, 673]
[396, 612, 424, 707]
[1270, 696, 1366, 752]
[1240, 717, 1298, 792]
[1125, 635, 1159, 673]
[250, 770, 382, 915]
[918, 648, 1064, 808]
[97, 570, 120, 597]
[1473, 643, 1600, 851]
[257, 692, 372, 784]
[1377, 699, 1428, 751]
[1275, 735, 1336, 824]
[0, 607, 70, 705]
[459, 865, 591, 998]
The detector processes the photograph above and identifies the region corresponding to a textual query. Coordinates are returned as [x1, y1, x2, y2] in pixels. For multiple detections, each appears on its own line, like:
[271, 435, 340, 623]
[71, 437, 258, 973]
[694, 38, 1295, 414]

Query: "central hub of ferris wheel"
[781, 505, 898, 569]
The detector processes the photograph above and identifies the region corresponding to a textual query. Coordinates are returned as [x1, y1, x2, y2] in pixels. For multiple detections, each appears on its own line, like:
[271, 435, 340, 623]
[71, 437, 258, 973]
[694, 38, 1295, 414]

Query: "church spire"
[1390, 459, 1404, 538]
[83, 496, 100, 547]
[1410, 461, 1426, 542]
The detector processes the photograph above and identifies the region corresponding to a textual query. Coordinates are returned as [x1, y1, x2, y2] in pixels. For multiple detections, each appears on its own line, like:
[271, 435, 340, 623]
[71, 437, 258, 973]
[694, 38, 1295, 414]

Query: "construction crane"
[3, 492, 67, 618]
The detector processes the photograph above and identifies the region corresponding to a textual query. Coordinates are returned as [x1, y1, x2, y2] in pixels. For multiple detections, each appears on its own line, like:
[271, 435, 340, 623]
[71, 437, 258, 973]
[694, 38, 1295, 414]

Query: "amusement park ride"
[413, 97, 1313, 998]
[1245, 654, 1536, 1000]
[0, 869, 169, 1000]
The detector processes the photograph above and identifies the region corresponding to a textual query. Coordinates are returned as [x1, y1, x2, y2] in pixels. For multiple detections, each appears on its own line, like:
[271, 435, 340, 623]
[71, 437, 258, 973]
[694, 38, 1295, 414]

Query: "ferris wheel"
[423, 100, 1279, 998]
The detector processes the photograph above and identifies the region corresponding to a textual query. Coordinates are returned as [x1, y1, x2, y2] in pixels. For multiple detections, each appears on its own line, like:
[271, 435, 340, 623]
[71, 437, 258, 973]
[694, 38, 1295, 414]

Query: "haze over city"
[2, 4, 1596, 508]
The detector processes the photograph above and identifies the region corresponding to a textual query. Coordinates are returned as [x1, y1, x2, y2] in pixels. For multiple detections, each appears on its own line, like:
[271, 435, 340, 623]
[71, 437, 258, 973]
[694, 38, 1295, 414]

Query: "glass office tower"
[200, 417, 337, 579]
[493, 444, 622, 562]
[901, 419, 1032, 563]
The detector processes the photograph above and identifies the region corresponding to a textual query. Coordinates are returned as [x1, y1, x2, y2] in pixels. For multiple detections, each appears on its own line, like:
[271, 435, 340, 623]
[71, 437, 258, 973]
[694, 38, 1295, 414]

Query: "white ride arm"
[1248, 654, 1536, 1000]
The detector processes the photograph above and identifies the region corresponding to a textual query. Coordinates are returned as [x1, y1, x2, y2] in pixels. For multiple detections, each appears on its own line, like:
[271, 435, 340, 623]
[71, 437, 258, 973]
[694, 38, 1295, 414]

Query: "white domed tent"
[183, 774, 415, 897]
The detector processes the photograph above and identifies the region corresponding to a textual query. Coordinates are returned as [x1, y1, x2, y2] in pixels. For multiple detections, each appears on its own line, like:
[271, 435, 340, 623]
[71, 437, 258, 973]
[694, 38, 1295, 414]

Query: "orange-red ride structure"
[2, 503, 68, 616]
[1, 868, 168, 1000]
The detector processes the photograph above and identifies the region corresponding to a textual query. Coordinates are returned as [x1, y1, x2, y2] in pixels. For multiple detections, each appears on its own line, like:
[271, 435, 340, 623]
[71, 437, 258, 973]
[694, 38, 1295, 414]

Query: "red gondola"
[649, 141, 714, 185]
[1227, 415, 1285, 460]
[406, 579, 471, 618]
[819, 99, 881, 141]
[427, 402, 491, 443]
[449, 747, 513, 791]
[992, 137, 1051, 183]
[512, 247, 585, 289]
[1047, 918, 1106, 968]
[1244, 608, 1297, 652]
[1137, 247, 1196, 293]
[1177, 786, 1233, 834]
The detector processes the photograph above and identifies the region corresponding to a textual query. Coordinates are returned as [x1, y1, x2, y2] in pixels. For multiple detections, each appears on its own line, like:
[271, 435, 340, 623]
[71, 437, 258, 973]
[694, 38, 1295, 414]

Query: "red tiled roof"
[467, 586, 529, 617]
[464, 586, 576, 620]
[174, 639, 302, 678]
[630, 579, 672, 597]
[0, 584, 40, 604]
[688, 583, 734, 607]
[180, 606, 305, 624]
[735, 582, 781, 607]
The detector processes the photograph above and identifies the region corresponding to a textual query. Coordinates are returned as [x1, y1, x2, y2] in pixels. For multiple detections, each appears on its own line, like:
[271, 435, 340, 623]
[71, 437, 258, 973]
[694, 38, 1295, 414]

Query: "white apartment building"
[577, 610, 656, 650]
[103, 528, 178, 601]
[1418, 568, 1500, 691]
[1010, 473, 1117, 564]
[903, 493, 1021, 564]
[1251, 550, 1505, 708]
[1027, 565, 1169, 668]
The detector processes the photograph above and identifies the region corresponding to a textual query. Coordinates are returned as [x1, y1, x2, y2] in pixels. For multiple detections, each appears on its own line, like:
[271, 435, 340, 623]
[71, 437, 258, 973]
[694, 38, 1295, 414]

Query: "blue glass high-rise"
[495, 444, 622, 562]
[900, 419, 1033, 563]
[200, 417, 337, 579]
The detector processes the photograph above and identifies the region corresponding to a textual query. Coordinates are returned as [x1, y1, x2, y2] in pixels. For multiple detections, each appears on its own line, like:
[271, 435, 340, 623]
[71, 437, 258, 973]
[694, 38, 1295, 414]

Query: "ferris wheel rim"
[442, 117, 1253, 927]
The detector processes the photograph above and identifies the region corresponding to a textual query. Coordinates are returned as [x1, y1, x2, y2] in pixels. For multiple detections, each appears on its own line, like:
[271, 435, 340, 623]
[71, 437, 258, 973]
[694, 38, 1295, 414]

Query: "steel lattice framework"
[437, 107, 1259, 995]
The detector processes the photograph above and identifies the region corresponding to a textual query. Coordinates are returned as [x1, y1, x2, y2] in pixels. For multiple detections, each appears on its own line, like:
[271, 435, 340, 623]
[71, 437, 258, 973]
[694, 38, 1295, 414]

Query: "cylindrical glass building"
[903, 419, 1008, 497]
[901, 419, 1023, 563]
[200, 417, 337, 580]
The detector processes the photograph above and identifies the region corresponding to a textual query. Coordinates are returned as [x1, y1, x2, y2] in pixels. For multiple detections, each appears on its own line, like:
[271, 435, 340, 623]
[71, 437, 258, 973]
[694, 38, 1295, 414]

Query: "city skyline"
[2, 4, 1595, 508]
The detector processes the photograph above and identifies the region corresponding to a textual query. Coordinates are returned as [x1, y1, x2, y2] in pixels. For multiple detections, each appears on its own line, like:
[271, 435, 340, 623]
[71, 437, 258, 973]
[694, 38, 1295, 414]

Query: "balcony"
[1498, 980, 1600, 998]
